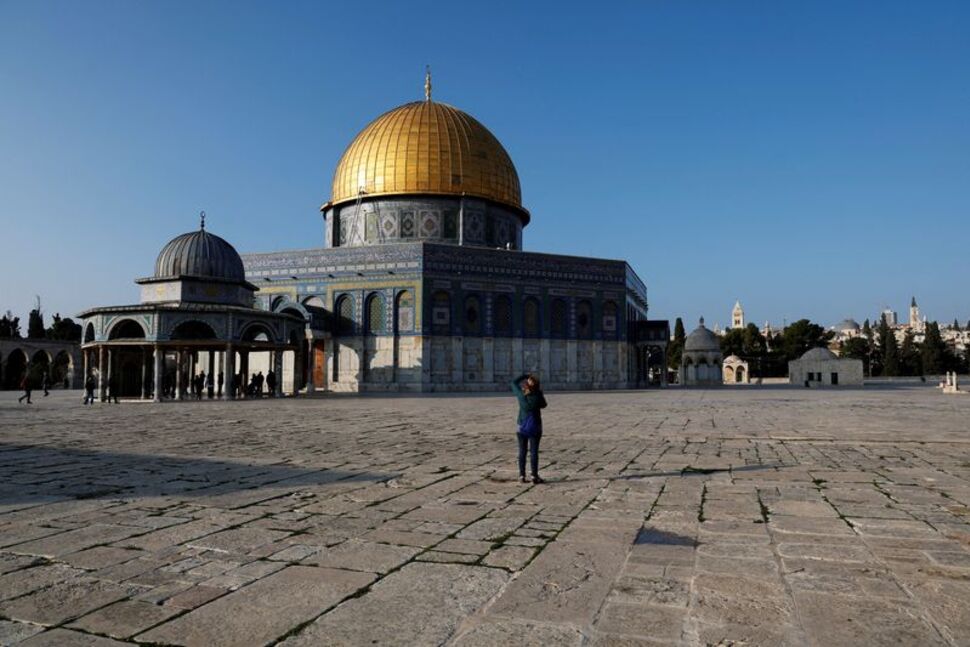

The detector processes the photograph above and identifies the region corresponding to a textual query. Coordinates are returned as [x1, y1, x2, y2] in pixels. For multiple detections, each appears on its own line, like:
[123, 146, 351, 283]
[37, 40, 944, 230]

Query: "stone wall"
[789, 358, 864, 386]
[326, 335, 629, 393]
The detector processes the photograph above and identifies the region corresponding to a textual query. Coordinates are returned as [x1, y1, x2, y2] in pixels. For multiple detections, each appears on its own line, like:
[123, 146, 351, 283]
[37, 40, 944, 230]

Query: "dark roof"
[154, 228, 246, 282]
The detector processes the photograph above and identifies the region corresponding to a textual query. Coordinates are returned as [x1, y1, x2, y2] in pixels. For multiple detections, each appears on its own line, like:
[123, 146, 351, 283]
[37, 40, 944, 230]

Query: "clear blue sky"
[2, 1, 968, 330]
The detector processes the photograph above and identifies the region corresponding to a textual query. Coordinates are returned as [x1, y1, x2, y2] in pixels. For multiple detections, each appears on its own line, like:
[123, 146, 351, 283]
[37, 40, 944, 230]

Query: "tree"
[953, 319, 961, 332]
[899, 330, 920, 376]
[742, 323, 766, 356]
[0, 311, 21, 338]
[720, 328, 745, 358]
[47, 313, 82, 341]
[880, 316, 900, 376]
[780, 319, 833, 361]
[921, 322, 946, 375]
[668, 317, 685, 370]
[841, 337, 871, 374]
[27, 308, 45, 339]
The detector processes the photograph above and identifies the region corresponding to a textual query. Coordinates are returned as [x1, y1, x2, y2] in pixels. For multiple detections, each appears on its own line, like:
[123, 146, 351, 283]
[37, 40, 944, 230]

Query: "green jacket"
[510, 374, 547, 426]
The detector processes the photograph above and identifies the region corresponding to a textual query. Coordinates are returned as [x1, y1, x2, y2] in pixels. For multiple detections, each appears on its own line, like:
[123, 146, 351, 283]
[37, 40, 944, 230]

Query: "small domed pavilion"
[79, 216, 304, 401]
[681, 317, 723, 386]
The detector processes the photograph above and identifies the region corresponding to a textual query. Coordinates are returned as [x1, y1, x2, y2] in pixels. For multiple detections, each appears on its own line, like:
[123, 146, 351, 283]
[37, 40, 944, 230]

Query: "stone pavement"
[1, 385, 969, 646]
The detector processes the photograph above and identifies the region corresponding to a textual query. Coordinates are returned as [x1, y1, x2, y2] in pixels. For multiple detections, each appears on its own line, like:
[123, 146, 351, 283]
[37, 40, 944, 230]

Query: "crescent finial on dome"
[424, 65, 432, 101]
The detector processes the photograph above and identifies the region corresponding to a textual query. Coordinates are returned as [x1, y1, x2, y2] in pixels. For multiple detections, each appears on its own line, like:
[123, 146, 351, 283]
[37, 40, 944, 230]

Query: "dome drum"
[324, 195, 524, 249]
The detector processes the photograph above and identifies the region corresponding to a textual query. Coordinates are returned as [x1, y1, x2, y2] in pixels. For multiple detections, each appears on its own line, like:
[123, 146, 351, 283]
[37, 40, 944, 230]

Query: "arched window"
[432, 291, 451, 335]
[335, 295, 354, 335]
[576, 300, 592, 339]
[84, 323, 95, 343]
[602, 300, 618, 338]
[108, 319, 146, 340]
[464, 295, 481, 336]
[550, 299, 567, 337]
[395, 290, 415, 333]
[523, 298, 540, 337]
[171, 320, 216, 340]
[365, 293, 386, 335]
[493, 295, 512, 336]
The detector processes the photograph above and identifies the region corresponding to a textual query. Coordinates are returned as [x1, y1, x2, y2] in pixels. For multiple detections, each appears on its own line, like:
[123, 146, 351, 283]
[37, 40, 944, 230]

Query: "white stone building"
[788, 347, 864, 387]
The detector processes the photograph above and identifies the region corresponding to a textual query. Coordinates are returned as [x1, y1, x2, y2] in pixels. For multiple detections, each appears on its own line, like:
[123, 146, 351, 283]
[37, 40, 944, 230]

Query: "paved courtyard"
[1, 386, 969, 646]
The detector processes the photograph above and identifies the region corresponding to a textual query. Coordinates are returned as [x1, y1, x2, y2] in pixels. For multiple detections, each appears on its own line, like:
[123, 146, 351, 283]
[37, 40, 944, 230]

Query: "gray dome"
[154, 228, 245, 283]
[684, 318, 721, 352]
[834, 318, 860, 332]
[800, 347, 838, 361]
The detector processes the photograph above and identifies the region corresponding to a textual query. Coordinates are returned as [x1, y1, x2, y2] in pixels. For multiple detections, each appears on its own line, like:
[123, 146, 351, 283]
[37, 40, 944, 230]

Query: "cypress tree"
[668, 317, 685, 370]
[883, 329, 900, 376]
[921, 322, 945, 375]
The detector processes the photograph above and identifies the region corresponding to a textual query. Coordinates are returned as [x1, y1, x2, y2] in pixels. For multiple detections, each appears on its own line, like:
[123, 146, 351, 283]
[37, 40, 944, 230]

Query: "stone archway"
[3, 348, 27, 389]
[52, 351, 73, 388]
[736, 366, 746, 383]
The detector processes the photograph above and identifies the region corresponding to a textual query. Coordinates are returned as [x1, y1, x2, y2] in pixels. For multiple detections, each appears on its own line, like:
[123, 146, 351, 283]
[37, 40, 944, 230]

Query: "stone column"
[661, 348, 668, 387]
[98, 346, 106, 401]
[140, 348, 149, 399]
[274, 349, 284, 397]
[224, 345, 235, 400]
[106, 348, 113, 400]
[82, 349, 89, 384]
[237, 350, 249, 398]
[208, 350, 215, 398]
[175, 350, 183, 401]
[305, 335, 316, 394]
[153, 346, 163, 402]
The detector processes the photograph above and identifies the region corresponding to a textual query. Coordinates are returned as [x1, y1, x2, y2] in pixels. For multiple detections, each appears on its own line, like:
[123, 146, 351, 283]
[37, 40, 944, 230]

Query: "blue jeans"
[517, 431, 542, 477]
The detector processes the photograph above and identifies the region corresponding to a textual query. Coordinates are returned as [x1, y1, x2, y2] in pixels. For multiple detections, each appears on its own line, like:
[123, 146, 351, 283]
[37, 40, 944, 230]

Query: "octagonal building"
[242, 77, 657, 392]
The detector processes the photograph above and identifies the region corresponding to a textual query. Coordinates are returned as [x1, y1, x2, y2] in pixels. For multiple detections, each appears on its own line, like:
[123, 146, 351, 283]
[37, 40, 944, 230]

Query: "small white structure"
[788, 347, 863, 387]
[723, 355, 750, 384]
[681, 318, 723, 386]
[942, 372, 966, 395]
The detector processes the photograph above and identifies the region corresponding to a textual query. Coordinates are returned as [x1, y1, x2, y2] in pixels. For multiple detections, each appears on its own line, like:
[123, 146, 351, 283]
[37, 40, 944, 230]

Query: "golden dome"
[329, 100, 524, 216]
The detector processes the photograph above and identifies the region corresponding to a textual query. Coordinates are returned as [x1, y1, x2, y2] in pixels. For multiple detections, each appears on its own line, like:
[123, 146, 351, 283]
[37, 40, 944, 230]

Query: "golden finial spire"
[424, 65, 432, 101]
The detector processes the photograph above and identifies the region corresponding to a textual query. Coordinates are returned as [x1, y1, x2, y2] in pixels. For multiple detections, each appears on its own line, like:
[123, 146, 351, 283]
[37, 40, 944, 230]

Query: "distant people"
[195, 371, 206, 400]
[236, 373, 244, 398]
[266, 370, 276, 397]
[248, 373, 258, 397]
[510, 373, 548, 484]
[255, 371, 265, 397]
[217, 372, 224, 398]
[206, 371, 214, 399]
[17, 373, 32, 404]
[107, 373, 119, 403]
[83, 374, 97, 405]
[42, 373, 50, 397]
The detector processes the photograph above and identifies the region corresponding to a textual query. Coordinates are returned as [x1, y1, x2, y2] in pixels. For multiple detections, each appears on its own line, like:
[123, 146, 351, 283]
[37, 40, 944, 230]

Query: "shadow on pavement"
[0, 442, 392, 505]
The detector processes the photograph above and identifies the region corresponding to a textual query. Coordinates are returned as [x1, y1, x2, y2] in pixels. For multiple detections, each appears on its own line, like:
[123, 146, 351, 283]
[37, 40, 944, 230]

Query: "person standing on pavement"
[17, 372, 32, 404]
[266, 370, 276, 397]
[83, 373, 97, 405]
[510, 373, 547, 484]
[42, 372, 50, 397]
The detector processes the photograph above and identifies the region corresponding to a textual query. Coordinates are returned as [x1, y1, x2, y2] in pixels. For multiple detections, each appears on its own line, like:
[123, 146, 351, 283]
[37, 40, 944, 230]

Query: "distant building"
[789, 347, 863, 386]
[731, 300, 745, 329]
[831, 318, 862, 342]
[881, 308, 898, 327]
